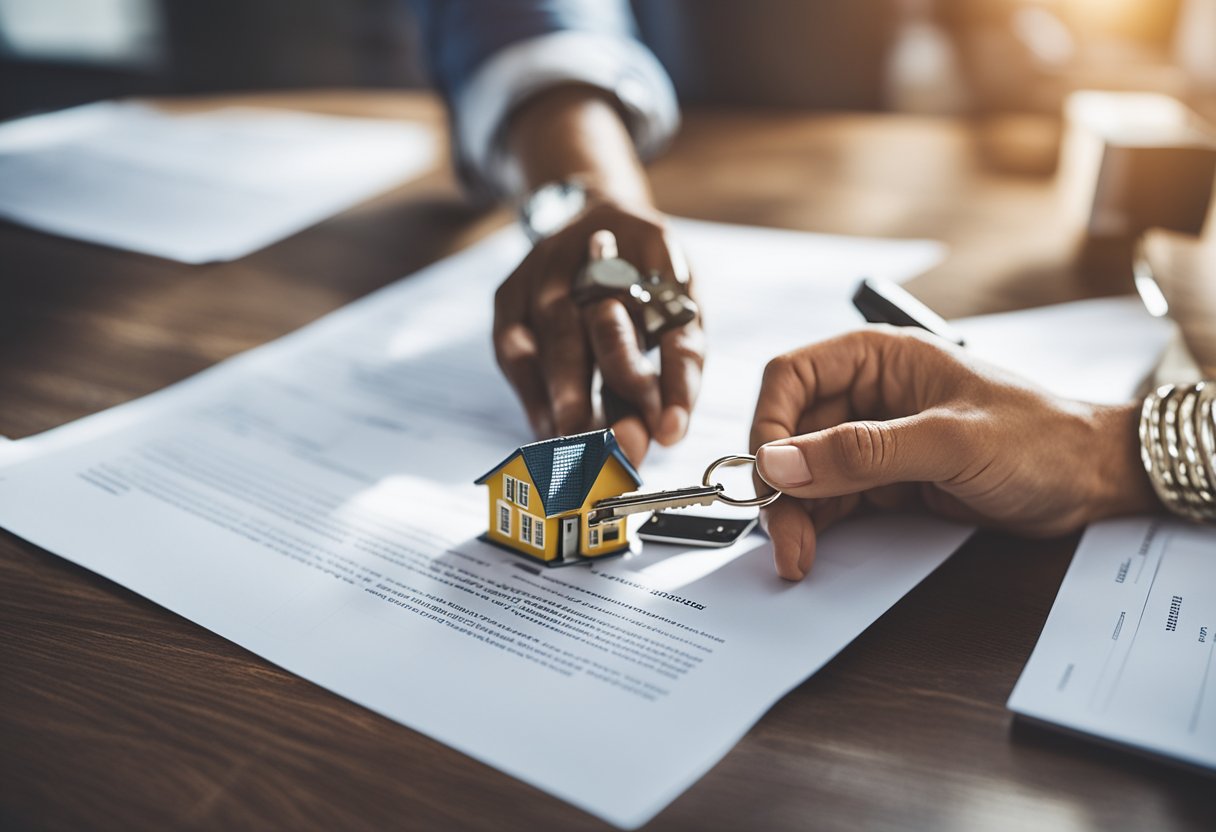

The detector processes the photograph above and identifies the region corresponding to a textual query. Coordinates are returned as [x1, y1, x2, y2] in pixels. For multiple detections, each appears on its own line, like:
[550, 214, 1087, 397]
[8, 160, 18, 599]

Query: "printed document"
[0, 220, 1170, 826]
[1008, 517, 1216, 771]
[0, 101, 436, 263]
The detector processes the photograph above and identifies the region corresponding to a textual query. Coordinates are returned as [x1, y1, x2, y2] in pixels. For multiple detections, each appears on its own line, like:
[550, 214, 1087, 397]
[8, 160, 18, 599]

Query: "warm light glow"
[1060, 0, 1146, 22]
[1036, 0, 1174, 36]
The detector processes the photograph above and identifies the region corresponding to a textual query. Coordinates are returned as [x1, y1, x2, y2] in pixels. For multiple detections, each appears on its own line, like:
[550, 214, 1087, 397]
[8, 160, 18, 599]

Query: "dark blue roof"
[474, 429, 642, 517]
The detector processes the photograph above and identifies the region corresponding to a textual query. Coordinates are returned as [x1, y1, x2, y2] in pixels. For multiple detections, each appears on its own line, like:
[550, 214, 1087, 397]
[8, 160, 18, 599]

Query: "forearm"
[506, 85, 655, 210]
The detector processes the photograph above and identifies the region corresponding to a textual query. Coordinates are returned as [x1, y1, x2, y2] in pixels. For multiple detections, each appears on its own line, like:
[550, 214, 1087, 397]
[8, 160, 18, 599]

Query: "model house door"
[560, 517, 579, 560]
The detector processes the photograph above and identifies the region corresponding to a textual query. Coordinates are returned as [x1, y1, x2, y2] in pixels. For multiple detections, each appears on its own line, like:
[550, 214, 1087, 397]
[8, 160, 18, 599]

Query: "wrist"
[518, 176, 659, 243]
[508, 84, 653, 209]
[577, 174, 656, 216]
[1087, 402, 1161, 521]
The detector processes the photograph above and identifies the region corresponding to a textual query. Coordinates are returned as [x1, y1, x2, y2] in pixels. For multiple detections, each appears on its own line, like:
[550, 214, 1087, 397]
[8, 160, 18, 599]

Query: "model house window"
[503, 475, 516, 503]
[497, 500, 511, 536]
[519, 513, 543, 549]
[589, 526, 600, 547]
[517, 481, 530, 509]
[603, 523, 620, 542]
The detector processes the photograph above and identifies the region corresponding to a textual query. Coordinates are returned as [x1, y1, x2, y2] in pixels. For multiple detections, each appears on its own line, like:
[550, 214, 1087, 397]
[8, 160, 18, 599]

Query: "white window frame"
[503, 474, 516, 503]
[516, 480, 530, 509]
[497, 499, 511, 537]
[519, 512, 544, 550]
[588, 526, 601, 548]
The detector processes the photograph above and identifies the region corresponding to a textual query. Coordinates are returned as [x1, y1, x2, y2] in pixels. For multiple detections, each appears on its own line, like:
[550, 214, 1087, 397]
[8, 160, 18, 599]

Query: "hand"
[493, 199, 705, 464]
[749, 328, 1157, 581]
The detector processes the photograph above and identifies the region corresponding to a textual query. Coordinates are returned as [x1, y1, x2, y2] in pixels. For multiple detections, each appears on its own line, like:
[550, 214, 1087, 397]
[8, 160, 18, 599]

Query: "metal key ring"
[701, 454, 782, 507]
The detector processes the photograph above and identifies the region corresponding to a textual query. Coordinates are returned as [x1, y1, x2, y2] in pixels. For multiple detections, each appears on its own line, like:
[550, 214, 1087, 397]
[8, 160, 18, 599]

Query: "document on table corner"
[0, 101, 437, 263]
[0, 219, 1169, 827]
[1008, 517, 1216, 771]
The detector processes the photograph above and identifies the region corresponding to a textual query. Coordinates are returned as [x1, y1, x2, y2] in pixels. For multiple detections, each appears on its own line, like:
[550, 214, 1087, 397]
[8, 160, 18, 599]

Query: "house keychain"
[476, 431, 779, 566]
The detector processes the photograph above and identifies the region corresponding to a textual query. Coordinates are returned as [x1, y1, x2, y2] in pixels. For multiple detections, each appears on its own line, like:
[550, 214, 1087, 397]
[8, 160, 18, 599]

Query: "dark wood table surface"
[1, 91, 1213, 832]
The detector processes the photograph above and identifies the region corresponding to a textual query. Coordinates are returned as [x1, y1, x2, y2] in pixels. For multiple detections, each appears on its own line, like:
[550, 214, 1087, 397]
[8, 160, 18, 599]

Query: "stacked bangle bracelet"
[1139, 381, 1216, 522]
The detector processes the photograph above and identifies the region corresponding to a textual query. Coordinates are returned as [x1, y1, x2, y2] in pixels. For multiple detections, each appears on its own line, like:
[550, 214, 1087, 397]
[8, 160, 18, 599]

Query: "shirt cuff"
[453, 30, 680, 200]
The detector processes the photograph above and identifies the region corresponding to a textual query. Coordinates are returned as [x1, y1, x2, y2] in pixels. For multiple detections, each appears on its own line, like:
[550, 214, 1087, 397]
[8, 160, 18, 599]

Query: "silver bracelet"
[1139, 381, 1216, 522]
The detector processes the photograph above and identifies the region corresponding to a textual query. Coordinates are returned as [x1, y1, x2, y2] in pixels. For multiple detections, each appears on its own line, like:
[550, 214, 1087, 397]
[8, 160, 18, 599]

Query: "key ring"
[701, 454, 781, 507]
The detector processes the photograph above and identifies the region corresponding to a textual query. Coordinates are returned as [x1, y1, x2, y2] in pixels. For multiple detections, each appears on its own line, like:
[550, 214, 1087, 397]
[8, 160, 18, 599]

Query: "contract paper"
[953, 296, 1171, 405]
[0, 101, 436, 263]
[0, 220, 1170, 827]
[1008, 518, 1216, 771]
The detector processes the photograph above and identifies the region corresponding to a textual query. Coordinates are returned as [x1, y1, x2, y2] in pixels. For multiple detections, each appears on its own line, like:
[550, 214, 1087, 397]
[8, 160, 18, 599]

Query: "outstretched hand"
[749, 328, 1155, 581]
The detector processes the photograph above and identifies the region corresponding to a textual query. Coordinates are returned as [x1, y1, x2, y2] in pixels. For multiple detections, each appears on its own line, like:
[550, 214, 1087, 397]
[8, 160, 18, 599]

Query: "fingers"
[493, 319, 552, 437]
[760, 492, 860, 581]
[627, 220, 702, 446]
[584, 298, 662, 434]
[657, 321, 704, 445]
[756, 409, 970, 499]
[919, 484, 985, 526]
[610, 414, 650, 467]
[496, 236, 593, 438]
[536, 297, 594, 435]
[863, 482, 920, 512]
[760, 497, 818, 581]
[494, 277, 554, 437]
[750, 328, 957, 453]
[750, 331, 878, 454]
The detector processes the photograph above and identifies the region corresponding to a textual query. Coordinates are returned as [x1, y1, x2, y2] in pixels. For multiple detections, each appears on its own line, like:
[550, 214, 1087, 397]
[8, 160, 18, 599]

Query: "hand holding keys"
[572, 229, 699, 350]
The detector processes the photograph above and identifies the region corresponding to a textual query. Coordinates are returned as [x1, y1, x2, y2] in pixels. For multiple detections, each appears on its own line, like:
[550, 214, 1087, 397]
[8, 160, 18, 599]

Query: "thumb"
[756, 412, 966, 499]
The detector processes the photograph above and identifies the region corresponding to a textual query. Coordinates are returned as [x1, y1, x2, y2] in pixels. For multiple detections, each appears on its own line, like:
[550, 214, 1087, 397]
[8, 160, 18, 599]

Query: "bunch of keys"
[571, 229, 699, 349]
[587, 454, 781, 526]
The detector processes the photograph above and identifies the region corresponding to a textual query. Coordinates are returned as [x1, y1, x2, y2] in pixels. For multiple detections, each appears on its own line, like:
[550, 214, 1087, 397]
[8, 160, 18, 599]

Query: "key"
[570, 229, 700, 351]
[587, 484, 723, 526]
[586, 454, 781, 526]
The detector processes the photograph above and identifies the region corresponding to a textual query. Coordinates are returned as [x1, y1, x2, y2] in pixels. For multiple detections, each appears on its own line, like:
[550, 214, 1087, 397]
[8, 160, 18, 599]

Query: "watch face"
[586, 258, 641, 288]
[524, 182, 588, 239]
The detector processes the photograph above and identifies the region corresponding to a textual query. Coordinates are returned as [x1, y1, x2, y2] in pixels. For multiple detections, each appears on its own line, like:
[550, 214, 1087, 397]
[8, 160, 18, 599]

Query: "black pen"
[851, 276, 965, 347]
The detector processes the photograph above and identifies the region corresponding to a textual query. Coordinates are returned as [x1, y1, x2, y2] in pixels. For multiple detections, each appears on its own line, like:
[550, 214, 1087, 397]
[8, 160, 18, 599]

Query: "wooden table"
[1, 91, 1212, 831]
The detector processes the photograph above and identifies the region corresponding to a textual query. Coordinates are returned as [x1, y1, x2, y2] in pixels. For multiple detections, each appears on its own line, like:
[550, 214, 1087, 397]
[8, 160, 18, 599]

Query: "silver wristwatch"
[518, 178, 591, 242]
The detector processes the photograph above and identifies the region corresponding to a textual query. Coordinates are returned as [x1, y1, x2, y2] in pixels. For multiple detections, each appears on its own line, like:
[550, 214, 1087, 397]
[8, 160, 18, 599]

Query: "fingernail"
[588, 229, 618, 261]
[612, 417, 650, 466]
[758, 445, 811, 487]
[659, 406, 688, 443]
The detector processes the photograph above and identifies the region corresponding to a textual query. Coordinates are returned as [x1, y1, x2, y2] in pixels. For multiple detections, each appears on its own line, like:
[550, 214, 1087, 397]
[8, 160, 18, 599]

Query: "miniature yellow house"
[474, 429, 642, 565]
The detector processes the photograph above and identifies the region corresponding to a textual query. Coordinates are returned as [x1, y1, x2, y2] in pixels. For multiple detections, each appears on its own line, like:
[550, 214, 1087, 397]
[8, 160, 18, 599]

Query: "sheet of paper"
[954, 297, 1172, 405]
[0, 101, 437, 263]
[0, 220, 1168, 827]
[1008, 517, 1216, 771]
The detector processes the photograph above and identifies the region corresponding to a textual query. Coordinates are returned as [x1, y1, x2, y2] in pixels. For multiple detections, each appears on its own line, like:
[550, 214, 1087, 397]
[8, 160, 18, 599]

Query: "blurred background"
[2, 0, 1214, 123]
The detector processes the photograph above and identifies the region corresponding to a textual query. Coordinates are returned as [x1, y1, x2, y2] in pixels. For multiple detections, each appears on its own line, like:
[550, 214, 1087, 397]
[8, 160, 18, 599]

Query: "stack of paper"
[0, 101, 437, 262]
